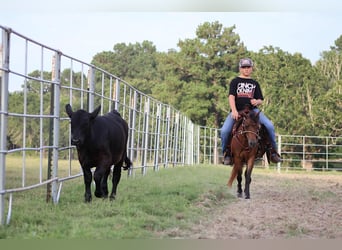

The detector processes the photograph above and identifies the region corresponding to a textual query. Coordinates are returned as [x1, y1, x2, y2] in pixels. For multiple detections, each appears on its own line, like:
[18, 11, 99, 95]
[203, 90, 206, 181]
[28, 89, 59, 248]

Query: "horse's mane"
[248, 110, 259, 123]
[234, 108, 259, 133]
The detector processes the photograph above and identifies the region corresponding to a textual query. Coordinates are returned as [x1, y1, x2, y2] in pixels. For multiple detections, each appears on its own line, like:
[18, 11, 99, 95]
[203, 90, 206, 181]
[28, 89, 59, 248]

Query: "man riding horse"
[221, 58, 281, 165]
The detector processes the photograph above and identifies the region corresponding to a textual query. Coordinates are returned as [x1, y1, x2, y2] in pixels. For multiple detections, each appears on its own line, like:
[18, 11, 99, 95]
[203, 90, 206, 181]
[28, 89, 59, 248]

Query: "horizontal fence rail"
[0, 26, 341, 225]
[278, 135, 342, 171]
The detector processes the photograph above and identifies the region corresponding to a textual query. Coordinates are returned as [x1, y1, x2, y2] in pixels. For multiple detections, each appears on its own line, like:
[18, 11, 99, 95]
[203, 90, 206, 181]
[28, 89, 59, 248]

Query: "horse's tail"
[227, 166, 238, 187]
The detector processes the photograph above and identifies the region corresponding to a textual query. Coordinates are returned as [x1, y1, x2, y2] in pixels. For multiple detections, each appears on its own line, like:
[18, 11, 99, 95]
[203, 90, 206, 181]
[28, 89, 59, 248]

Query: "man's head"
[239, 58, 253, 68]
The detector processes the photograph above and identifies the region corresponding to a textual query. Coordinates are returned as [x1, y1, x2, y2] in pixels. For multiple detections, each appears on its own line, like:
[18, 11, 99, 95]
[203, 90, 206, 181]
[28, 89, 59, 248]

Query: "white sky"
[1, 1, 342, 91]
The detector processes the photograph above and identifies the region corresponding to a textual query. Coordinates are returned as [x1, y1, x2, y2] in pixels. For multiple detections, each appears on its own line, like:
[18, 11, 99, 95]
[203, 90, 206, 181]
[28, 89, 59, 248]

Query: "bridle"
[239, 117, 260, 138]
[233, 116, 261, 150]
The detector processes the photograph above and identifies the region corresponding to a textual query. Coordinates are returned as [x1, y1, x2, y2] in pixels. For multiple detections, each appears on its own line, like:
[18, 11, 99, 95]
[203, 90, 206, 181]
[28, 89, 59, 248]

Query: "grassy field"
[0, 163, 236, 239]
[1, 157, 340, 239]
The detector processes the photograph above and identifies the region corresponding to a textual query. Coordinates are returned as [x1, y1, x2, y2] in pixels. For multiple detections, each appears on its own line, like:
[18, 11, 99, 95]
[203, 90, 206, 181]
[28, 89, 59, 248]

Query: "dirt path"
[165, 172, 342, 239]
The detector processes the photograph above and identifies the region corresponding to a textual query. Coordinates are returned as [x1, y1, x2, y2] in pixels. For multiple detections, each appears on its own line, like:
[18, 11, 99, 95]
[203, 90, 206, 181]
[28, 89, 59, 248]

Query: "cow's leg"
[244, 160, 254, 199]
[82, 167, 92, 202]
[94, 167, 107, 198]
[110, 164, 122, 201]
[100, 167, 111, 198]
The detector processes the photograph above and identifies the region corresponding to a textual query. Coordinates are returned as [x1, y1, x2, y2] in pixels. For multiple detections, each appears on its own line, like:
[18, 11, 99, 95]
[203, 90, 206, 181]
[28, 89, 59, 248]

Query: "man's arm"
[229, 94, 239, 120]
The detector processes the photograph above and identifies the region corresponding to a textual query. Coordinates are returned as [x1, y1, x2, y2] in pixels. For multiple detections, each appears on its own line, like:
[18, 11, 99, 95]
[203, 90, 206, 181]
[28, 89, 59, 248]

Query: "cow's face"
[65, 104, 101, 146]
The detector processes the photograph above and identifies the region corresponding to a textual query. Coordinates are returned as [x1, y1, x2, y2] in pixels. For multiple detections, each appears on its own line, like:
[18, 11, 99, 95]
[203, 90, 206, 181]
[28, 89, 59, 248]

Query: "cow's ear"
[90, 105, 101, 119]
[65, 104, 73, 118]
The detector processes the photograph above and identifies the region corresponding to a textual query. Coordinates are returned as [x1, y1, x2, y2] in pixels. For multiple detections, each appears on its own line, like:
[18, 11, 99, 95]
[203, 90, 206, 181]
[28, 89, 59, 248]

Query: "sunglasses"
[241, 66, 251, 69]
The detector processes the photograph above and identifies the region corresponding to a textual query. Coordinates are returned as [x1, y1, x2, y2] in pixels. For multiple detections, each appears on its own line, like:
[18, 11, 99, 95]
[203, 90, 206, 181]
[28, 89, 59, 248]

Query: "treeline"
[6, 21, 342, 149]
[91, 21, 342, 137]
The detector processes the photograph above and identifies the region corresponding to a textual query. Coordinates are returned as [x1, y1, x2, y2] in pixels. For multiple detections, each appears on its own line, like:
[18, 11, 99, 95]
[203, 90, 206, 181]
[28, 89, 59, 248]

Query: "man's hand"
[250, 99, 260, 106]
[232, 110, 239, 120]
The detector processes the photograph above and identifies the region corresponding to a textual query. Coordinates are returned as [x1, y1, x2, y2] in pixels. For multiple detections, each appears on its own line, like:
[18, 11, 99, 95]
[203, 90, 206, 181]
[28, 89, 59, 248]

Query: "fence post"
[142, 98, 150, 175]
[164, 107, 171, 168]
[0, 28, 10, 225]
[173, 112, 180, 166]
[303, 136, 306, 170]
[51, 51, 61, 204]
[87, 67, 95, 112]
[114, 78, 120, 111]
[46, 55, 55, 202]
[197, 126, 201, 165]
[153, 103, 161, 171]
[214, 129, 218, 165]
[186, 122, 194, 165]
[128, 91, 137, 177]
[325, 137, 329, 170]
[277, 135, 282, 173]
[181, 116, 186, 165]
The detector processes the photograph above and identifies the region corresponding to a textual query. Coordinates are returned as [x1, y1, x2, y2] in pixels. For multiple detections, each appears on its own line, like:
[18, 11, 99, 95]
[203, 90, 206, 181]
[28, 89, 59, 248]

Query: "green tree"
[316, 35, 342, 89]
[330, 34, 342, 51]
[253, 46, 322, 135]
[23, 70, 52, 94]
[153, 21, 246, 128]
[5, 23, 342, 143]
[92, 41, 160, 94]
[313, 35, 342, 136]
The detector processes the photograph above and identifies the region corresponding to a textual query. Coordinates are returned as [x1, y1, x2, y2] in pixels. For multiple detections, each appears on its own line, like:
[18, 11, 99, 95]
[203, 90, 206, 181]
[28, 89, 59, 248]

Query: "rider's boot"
[223, 148, 233, 165]
[270, 148, 282, 163]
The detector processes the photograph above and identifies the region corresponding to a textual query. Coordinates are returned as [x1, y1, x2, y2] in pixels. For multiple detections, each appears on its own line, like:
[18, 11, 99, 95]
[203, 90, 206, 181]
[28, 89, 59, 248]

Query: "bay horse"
[227, 107, 261, 199]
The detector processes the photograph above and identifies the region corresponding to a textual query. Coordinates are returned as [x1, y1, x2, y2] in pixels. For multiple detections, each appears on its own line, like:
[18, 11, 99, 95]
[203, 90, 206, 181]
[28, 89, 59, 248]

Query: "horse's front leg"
[244, 160, 255, 199]
[237, 167, 243, 198]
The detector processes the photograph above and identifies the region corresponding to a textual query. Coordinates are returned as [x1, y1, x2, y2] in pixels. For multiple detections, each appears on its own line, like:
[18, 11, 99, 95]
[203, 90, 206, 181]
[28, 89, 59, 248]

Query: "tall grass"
[4, 155, 82, 189]
[0, 164, 236, 239]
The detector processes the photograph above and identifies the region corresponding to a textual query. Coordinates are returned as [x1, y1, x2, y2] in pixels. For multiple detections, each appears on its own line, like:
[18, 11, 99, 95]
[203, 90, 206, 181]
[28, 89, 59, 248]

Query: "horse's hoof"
[245, 196, 250, 199]
[109, 195, 116, 201]
[237, 193, 243, 198]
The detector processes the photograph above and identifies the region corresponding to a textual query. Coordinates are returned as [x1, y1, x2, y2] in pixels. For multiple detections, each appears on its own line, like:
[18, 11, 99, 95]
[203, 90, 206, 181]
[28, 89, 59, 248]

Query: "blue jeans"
[220, 108, 278, 153]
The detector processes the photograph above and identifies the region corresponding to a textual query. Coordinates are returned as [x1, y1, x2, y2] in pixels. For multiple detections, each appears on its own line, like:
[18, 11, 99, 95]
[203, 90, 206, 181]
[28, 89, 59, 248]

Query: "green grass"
[3, 156, 339, 239]
[0, 164, 236, 239]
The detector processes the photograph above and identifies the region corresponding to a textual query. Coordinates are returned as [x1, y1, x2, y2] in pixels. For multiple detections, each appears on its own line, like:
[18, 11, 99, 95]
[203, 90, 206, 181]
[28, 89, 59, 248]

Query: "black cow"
[65, 104, 132, 202]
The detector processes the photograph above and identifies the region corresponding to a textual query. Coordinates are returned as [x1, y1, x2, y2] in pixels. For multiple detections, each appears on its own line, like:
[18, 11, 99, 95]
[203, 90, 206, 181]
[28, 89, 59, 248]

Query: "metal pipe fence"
[277, 135, 342, 171]
[0, 26, 221, 225]
[0, 26, 341, 225]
